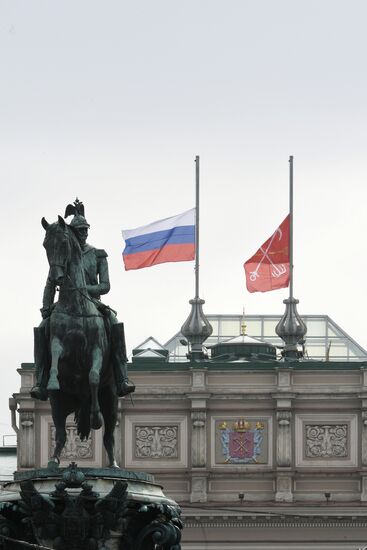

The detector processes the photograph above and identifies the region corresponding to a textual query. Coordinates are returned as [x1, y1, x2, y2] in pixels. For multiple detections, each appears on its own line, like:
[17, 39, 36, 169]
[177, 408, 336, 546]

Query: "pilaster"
[275, 401, 294, 502]
[273, 370, 295, 502]
[191, 410, 206, 468]
[18, 409, 36, 468]
[276, 410, 292, 467]
[361, 386, 367, 469]
[190, 472, 208, 503]
[361, 475, 367, 502]
[189, 370, 209, 502]
[360, 393, 367, 500]
[361, 409, 367, 468]
[189, 395, 209, 472]
[275, 472, 294, 503]
[190, 368, 207, 391]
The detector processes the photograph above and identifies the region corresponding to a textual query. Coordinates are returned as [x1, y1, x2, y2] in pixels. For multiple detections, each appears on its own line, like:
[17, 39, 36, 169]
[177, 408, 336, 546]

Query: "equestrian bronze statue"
[30, 199, 134, 467]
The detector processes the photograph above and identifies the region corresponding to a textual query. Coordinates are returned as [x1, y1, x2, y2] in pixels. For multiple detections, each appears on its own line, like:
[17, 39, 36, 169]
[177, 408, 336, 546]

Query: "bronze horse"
[41, 215, 118, 467]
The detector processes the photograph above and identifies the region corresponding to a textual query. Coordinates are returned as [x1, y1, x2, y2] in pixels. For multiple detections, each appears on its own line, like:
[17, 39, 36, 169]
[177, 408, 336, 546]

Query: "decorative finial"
[241, 307, 247, 336]
[275, 297, 307, 359]
[181, 297, 213, 361]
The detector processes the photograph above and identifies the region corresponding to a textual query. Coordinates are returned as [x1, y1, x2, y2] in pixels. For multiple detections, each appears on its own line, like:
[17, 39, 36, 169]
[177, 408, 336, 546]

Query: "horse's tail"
[63, 328, 90, 440]
[75, 398, 91, 441]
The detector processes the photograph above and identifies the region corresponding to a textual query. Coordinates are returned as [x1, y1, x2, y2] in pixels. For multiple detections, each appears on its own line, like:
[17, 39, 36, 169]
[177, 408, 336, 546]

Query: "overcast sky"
[1, 0, 367, 440]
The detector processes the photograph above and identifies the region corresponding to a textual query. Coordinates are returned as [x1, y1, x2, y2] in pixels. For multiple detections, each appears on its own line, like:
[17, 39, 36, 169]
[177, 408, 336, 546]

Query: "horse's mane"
[67, 224, 82, 253]
[45, 220, 80, 246]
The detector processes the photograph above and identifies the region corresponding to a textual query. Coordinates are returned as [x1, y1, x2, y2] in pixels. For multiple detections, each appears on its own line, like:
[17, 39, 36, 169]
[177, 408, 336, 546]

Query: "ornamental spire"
[241, 307, 247, 336]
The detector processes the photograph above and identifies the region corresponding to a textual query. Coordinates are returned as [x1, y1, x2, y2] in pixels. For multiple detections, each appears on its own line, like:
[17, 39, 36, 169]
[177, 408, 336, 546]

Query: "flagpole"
[195, 156, 200, 299]
[275, 154, 307, 359]
[289, 155, 293, 300]
[181, 155, 213, 361]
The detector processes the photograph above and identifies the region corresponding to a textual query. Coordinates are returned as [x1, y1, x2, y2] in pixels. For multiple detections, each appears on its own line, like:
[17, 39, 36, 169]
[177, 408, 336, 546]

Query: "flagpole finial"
[241, 307, 247, 336]
[181, 297, 213, 362]
[275, 297, 307, 360]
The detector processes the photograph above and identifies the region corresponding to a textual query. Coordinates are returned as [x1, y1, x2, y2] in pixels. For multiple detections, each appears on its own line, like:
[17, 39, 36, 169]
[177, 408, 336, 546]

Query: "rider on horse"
[30, 199, 135, 401]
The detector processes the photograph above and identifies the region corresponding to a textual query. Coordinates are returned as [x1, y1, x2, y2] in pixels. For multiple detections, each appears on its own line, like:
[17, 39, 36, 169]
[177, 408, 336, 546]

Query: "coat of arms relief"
[218, 418, 267, 464]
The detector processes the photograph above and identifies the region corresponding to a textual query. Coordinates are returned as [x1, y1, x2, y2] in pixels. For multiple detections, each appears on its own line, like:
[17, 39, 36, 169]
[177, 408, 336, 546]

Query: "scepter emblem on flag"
[249, 226, 287, 281]
[244, 215, 290, 293]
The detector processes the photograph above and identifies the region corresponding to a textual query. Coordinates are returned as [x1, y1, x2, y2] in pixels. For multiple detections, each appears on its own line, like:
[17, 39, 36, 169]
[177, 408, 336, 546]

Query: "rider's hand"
[40, 307, 51, 319]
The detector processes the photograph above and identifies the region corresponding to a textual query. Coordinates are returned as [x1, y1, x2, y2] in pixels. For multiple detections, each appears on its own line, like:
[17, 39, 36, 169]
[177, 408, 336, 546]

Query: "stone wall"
[12, 362, 367, 506]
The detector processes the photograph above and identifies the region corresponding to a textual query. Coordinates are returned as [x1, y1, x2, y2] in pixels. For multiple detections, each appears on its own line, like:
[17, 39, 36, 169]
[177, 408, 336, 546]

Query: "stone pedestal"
[0, 463, 183, 550]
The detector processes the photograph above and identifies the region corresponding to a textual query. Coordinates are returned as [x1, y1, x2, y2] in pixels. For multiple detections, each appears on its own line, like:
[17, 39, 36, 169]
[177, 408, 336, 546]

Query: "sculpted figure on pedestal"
[30, 198, 135, 467]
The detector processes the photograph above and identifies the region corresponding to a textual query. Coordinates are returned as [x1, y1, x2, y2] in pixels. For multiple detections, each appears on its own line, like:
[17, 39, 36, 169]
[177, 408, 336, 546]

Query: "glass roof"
[165, 314, 367, 363]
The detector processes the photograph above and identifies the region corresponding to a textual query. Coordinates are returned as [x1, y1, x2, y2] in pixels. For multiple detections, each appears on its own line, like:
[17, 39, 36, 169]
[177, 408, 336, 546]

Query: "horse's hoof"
[47, 459, 60, 470]
[47, 379, 60, 391]
[30, 385, 48, 401]
[90, 413, 103, 430]
[108, 461, 120, 469]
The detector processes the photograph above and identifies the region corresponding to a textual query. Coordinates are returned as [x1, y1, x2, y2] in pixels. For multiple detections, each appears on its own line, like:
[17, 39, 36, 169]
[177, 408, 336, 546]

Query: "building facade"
[9, 316, 367, 549]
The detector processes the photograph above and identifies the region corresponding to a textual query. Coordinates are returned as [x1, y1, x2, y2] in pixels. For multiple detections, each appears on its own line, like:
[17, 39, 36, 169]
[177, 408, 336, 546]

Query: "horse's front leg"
[49, 422, 67, 467]
[89, 346, 103, 430]
[100, 386, 119, 468]
[47, 337, 63, 391]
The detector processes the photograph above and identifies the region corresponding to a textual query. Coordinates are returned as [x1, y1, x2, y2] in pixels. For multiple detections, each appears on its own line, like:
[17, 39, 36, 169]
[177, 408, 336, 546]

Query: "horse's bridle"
[45, 226, 71, 287]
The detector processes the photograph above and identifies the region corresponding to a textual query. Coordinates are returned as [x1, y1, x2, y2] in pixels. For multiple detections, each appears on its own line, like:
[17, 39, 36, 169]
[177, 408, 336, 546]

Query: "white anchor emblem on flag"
[249, 226, 287, 281]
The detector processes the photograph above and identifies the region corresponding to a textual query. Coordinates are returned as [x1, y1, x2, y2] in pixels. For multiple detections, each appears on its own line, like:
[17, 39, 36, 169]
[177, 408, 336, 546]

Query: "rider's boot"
[30, 327, 49, 401]
[111, 323, 135, 398]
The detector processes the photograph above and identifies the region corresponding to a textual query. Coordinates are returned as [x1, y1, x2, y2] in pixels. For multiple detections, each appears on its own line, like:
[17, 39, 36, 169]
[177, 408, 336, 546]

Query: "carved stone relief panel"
[295, 414, 357, 468]
[40, 415, 102, 468]
[125, 414, 188, 469]
[50, 426, 93, 460]
[135, 426, 178, 459]
[305, 424, 348, 459]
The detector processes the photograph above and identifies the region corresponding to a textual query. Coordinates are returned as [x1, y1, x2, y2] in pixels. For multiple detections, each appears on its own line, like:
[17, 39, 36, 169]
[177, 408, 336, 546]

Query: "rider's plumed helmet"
[70, 214, 90, 229]
[64, 198, 90, 228]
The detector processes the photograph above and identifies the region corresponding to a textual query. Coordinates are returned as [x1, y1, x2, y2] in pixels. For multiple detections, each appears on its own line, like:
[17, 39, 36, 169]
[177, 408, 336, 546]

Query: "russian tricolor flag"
[122, 208, 195, 270]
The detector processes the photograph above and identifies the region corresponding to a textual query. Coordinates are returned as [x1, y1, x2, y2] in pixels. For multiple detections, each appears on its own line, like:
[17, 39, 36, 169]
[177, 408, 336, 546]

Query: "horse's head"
[41, 215, 72, 286]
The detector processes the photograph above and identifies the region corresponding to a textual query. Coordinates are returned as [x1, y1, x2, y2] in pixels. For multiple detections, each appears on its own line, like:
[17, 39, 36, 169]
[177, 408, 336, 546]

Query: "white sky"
[1, 0, 367, 439]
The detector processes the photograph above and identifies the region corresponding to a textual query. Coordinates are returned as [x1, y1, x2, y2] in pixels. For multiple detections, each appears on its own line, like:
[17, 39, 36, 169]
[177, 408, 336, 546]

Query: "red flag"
[244, 215, 290, 293]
